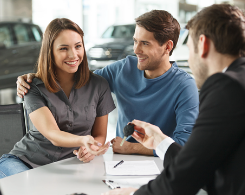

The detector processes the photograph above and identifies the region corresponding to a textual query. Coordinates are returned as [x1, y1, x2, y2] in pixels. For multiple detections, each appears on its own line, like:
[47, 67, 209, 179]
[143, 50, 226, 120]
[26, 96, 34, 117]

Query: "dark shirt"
[10, 73, 115, 168]
[135, 57, 245, 195]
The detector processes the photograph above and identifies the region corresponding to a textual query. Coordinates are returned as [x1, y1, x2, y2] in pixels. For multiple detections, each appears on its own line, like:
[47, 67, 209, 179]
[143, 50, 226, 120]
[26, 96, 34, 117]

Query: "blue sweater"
[94, 56, 199, 154]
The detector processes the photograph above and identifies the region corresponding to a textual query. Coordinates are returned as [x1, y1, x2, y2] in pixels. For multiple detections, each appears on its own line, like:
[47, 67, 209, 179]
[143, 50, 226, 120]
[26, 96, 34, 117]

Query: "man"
[16, 10, 199, 158]
[102, 4, 245, 195]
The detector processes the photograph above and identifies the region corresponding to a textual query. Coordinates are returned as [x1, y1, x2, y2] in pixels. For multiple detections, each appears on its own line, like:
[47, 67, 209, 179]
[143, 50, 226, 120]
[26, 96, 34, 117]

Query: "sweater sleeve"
[93, 62, 120, 93]
[171, 77, 199, 146]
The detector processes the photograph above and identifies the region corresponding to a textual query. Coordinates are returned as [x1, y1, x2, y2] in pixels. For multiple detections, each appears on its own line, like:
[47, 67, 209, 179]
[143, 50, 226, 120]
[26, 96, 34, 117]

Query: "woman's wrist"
[80, 135, 89, 147]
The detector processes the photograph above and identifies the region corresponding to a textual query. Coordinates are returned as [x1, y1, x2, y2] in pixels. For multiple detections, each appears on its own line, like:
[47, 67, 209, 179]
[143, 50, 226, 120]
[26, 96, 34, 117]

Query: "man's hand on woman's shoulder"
[16, 73, 36, 98]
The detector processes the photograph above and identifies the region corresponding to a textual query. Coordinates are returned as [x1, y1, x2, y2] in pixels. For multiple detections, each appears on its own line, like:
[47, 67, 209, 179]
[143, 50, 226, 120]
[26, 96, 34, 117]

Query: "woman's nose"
[68, 48, 77, 59]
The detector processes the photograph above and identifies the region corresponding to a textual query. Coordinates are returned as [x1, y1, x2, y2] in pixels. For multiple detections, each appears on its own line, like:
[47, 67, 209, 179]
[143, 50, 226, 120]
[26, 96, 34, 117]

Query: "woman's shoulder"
[30, 77, 44, 86]
[89, 72, 110, 86]
[27, 78, 46, 94]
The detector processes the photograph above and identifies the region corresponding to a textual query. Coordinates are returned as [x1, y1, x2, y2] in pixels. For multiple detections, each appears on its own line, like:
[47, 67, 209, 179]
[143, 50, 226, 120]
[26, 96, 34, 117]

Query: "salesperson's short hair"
[187, 4, 245, 57]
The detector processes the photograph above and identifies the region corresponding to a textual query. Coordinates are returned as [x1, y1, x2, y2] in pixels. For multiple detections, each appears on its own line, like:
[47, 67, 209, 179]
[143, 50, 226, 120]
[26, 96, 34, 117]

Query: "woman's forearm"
[48, 129, 87, 147]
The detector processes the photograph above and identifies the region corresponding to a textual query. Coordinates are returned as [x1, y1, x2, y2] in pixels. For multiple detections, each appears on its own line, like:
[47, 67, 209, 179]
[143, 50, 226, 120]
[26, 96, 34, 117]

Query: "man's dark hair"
[135, 10, 180, 56]
[186, 4, 245, 57]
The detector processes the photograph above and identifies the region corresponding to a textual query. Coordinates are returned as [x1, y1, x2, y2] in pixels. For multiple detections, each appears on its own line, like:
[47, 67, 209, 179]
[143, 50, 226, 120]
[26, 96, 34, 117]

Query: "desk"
[0, 148, 207, 195]
[0, 148, 160, 195]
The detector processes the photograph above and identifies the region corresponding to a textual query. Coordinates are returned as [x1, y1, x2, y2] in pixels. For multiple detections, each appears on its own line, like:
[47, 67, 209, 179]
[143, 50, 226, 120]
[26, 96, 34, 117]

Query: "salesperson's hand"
[101, 187, 137, 195]
[131, 119, 168, 150]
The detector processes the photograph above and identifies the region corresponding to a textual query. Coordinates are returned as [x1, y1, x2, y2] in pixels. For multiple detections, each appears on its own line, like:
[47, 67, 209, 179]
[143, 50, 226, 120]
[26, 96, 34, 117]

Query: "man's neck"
[144, 61, 172, 79]
[207, 53, 239, 76]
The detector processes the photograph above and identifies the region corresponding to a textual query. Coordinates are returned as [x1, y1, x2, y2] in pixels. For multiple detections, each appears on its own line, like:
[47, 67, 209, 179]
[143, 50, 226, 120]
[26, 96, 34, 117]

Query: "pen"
[103, 180, 121, 189]
[113, 160, 124, 168]
[105, 180, 115, 189]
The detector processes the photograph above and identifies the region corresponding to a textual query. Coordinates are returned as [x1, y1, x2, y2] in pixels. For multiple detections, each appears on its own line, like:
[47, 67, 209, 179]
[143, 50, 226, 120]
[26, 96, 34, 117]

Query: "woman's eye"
[60, 47, 67, 50]
[76, 45, 82, 49]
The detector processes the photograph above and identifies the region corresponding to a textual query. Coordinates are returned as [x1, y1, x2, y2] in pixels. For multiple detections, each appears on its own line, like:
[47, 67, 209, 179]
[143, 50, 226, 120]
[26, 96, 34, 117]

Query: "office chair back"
[0, 103, 26, 156]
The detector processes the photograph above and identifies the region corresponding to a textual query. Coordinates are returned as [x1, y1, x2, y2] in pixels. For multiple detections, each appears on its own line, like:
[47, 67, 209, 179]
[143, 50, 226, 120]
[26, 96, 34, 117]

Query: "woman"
[0, 18, 115, 179]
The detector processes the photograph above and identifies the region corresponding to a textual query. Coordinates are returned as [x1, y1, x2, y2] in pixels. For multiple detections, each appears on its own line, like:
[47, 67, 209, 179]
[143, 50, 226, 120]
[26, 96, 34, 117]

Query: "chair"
[0, 103, 26, 156]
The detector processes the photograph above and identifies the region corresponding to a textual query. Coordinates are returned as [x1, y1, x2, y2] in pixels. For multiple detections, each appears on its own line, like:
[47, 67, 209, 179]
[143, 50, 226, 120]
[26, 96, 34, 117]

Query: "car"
[87, 24, 192, 76]
[0, 21, 42, 104]
[87, 24, 136, 70]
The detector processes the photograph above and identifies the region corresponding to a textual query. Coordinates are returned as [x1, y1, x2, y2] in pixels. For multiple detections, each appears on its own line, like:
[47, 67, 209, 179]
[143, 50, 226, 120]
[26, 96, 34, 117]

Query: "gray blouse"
[10, 73, 115, 168]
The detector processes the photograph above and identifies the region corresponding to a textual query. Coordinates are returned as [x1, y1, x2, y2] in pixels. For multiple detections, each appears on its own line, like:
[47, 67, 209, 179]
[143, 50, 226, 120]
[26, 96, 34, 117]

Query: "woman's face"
[52, 29, 84, 76]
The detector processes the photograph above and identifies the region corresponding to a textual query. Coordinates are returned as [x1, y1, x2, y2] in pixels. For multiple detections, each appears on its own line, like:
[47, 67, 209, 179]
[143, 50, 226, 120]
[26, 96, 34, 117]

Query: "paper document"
[103, 177, 155, 189]
[105, 160, 160, 175]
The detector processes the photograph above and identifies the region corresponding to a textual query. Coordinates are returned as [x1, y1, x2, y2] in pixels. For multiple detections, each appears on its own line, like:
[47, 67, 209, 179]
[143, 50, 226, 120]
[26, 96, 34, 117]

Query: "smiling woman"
[0, 18, 115, 179]
[36, 19, 90, 94]
[53, 30, 84, 75]
[52, 30, 85, 97]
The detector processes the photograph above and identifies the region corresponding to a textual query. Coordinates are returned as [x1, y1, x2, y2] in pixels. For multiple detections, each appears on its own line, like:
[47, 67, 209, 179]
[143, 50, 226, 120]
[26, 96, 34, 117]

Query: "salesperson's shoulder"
[202, 71, 244, 94]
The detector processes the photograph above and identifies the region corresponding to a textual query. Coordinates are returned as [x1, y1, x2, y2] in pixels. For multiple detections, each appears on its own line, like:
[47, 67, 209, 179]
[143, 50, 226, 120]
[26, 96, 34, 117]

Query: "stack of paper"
[105, 160, 160, 175]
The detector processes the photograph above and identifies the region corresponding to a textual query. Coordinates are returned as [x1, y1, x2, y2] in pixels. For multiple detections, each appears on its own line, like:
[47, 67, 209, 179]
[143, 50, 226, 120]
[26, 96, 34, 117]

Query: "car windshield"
[102, 24, 136, 39]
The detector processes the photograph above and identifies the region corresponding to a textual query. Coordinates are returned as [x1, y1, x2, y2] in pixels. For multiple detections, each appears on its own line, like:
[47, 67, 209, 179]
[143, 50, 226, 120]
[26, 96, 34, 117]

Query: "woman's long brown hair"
[36, 18, 90, 93]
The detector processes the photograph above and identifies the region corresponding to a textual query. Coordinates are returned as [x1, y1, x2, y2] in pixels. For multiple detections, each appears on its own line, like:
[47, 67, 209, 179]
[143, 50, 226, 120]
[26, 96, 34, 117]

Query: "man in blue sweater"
[16, 10, 199, 158]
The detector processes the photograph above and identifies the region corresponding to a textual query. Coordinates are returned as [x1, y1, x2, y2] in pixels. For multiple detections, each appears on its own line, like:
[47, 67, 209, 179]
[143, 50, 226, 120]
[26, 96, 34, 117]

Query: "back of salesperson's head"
[135, 10, 180, 56]
[186, 4, 245, 57]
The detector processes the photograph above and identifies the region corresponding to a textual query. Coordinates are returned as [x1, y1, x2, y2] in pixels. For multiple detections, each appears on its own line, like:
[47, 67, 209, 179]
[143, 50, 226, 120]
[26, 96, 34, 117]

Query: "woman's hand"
[81, 135, 110, 156]
[73, 145, 99, 163]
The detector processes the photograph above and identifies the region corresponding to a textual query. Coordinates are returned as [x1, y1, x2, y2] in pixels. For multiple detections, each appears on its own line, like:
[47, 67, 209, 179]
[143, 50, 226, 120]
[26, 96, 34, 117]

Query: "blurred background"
[0, 0, 244, 141]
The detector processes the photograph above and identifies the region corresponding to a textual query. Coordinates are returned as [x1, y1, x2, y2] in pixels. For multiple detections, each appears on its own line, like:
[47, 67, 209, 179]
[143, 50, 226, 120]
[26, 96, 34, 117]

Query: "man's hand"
[111, 137, 132, 154]
[101, 187, 137, 195]
[16, 73, 35, 98]
[73, 145, 98, 163]
[131, 119, 168, 150]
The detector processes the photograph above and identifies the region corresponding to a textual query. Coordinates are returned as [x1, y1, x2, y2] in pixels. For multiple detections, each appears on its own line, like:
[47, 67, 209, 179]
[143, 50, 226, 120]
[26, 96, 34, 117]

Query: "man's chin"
[137, 63, 147, 71]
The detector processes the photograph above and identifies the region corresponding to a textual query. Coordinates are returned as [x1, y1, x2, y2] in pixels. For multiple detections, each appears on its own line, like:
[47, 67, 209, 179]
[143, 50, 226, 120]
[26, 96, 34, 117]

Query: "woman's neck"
[57, 72, 75, 98]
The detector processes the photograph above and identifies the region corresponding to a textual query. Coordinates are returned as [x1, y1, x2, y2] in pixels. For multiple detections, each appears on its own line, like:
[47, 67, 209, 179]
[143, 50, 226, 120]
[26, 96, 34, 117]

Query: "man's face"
[187, 33, 208, 89]
[133, 25, 167, 71]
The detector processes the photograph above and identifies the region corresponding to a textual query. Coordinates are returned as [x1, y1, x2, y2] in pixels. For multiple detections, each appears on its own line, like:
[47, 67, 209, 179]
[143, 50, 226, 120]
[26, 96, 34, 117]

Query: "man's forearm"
[112, 137, 154, 155]
[130, 143, 154, 156]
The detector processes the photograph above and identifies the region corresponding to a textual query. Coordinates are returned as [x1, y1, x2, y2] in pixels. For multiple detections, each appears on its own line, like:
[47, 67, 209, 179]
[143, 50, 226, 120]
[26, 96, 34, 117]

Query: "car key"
[120, 123, 135, 146]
